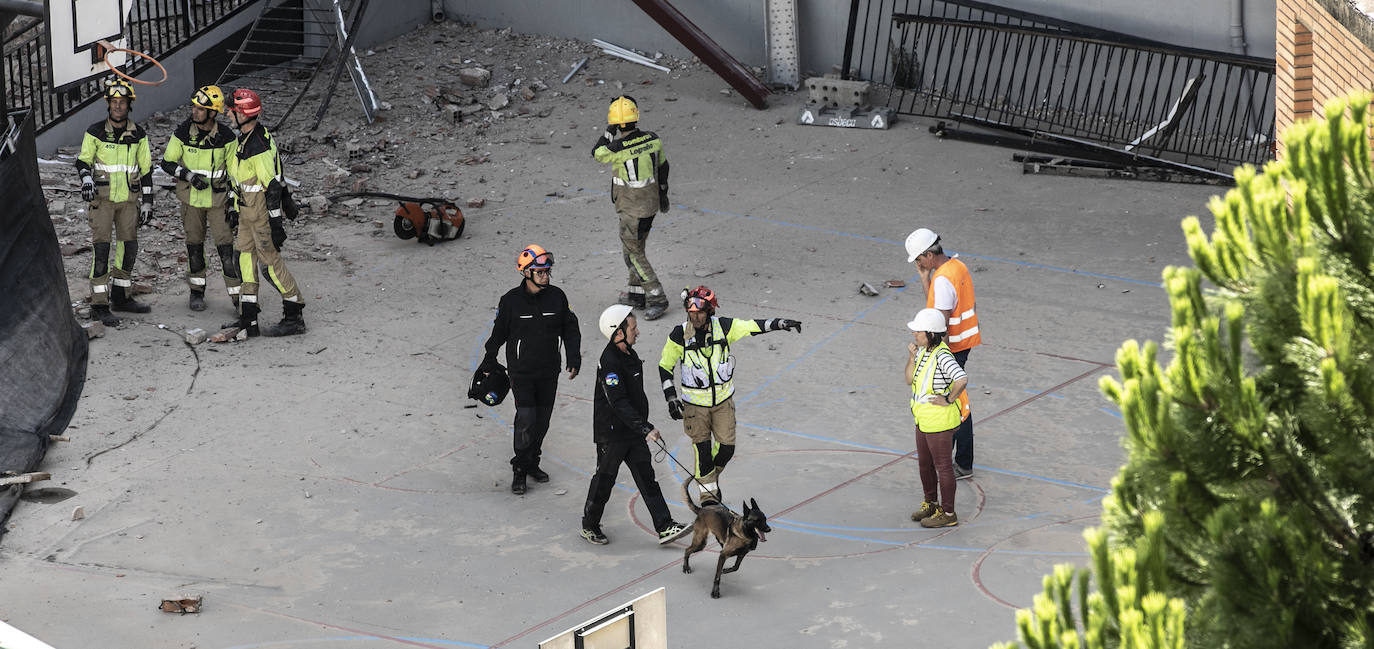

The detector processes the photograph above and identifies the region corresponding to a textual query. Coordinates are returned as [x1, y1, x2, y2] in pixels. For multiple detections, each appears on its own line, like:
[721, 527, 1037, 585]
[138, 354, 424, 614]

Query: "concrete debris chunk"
[858, 282, 880, 296]
[308, 195, 329, 214]
[184, 328, 207, 345]
[83, 322, 106, 339]
[520, 87, 536, 101]
[487, 93, 509, 110]
[466, 198, 485, 208]
[459, 67, 491, 87]
[71, 506, 85, 521]
[159, 595, 203, 614]
[0, 472, 51, 486]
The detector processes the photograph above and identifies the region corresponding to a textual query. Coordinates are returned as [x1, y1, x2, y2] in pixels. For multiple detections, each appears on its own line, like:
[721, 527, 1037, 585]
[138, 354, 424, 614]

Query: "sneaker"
[581, 527, 609, 545]
[910, 501, 938, 522]
[527, 466, 550, 483]
[920, 508, 958, 528]
[657, 521, 692, 545]
[954, 465, 974, 480]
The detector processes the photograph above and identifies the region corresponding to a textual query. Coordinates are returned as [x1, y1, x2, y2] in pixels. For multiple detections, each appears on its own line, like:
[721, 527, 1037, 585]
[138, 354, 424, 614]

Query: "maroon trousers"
[915, 426, 956, 514]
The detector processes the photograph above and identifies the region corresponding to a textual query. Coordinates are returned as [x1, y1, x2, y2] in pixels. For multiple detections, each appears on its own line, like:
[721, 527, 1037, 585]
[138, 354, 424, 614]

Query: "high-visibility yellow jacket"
[659, 316, 777, 407]
[910, 341, 964, 432]
[76, 119, 152, 204]
[593, 129, 668, 189]
[160, 118, 234, 208]
[226, 125, 284, 216]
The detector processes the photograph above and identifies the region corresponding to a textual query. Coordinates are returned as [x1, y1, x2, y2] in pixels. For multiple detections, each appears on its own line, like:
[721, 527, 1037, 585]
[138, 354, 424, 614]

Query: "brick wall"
[1276, 0, 1374, 155]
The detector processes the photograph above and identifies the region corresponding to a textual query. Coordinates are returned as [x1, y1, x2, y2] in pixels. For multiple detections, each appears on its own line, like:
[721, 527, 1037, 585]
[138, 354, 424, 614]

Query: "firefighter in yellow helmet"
[159, 85, 239, 312]
[75, 77, 155, 326]
[592, 96, 672, 320]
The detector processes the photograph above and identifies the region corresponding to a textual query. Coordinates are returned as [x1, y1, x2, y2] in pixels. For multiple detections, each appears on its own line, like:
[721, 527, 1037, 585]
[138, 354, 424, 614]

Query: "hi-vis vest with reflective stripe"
[661, 316, 760, 407]
[164, 119, 233, 208]
[593, 131, 666, 189]
[77, 120, 151, 204]
[929, 257, 981, 352]
[910, 341, 962, 432]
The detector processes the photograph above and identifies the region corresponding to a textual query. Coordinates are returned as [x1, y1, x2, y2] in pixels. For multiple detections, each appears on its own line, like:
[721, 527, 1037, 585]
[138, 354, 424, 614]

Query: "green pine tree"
[995, 93, 1374, 649]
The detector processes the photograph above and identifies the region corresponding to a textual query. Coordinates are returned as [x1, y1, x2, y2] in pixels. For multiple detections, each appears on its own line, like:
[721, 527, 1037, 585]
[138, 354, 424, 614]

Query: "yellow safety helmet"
[103, 77, 136, 102]
[192, 85, 226, 113]
[607, 96, 639, 127]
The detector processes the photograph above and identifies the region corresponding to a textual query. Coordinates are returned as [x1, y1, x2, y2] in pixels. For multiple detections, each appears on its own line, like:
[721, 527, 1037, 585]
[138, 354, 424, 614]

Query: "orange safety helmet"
[682, 285, 718, 312]
[516, 244, 554, 272]
[230, 88, 262, 117]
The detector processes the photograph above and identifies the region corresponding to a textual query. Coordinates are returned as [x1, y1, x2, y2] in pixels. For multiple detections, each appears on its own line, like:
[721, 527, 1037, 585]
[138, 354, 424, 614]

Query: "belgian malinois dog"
[681, 477, 771, 598]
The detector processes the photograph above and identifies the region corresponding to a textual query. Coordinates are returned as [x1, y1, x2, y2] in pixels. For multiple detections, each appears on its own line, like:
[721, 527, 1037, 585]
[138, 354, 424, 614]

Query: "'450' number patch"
[604, 373, 620, 386]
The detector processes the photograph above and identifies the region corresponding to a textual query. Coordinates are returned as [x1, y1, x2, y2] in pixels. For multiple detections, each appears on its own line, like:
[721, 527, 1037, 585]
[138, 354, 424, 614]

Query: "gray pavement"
[0, 51, 1221, 649]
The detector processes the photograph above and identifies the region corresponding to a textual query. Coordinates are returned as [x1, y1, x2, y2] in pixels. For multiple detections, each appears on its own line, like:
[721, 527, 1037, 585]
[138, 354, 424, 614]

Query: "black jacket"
[482, 283, 581, 379]
[593, 341, 653, 443]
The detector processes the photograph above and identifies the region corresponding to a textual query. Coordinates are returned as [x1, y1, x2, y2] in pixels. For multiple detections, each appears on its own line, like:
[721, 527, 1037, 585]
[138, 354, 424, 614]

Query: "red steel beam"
[628, 0, 770, 109]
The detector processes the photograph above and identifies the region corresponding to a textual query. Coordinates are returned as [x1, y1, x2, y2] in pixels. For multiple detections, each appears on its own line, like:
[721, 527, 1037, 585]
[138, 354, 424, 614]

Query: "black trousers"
[510, 375, 558, 471]
[952, 349, 974, 470]
[582, 437, 673, 533]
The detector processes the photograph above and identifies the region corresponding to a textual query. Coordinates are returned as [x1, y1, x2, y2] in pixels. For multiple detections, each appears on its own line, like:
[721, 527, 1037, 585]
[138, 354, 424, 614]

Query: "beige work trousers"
[234, 191, 301, 304]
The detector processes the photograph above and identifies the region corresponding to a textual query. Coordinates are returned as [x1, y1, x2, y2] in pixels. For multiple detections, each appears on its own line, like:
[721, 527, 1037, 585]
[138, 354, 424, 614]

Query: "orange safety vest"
[927, 257, 980, 420]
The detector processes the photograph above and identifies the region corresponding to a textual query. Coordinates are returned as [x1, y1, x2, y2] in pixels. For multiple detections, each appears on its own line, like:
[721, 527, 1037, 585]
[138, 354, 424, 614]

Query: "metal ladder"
[216, 0, 378, 131]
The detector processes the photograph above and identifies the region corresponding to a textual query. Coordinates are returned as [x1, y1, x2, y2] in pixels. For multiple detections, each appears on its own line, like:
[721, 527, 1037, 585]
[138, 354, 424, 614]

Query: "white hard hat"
[907, 308, 947, 333]
[599, 304, 635, 340]
[905, 228, 939, 263]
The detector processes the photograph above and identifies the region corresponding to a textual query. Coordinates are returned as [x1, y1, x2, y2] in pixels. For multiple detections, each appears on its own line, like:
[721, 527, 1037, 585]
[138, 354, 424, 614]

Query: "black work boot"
[110, 285, 151, 313]
[263, 302, 307, 337]
[511, 469, 527, 495]
[528, 466, 550, 483]
[238, 302, 261, 337]
[644, 301, 668, 321]
[91, 304, 121, 327]
[189, 290, 207, 312]
[618, 290, 645, 308]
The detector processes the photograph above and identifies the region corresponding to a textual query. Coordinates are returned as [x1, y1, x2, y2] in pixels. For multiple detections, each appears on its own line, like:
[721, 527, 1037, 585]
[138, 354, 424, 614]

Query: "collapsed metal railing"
[2, 0, 256, 134]
[842, 0, 1276, 175]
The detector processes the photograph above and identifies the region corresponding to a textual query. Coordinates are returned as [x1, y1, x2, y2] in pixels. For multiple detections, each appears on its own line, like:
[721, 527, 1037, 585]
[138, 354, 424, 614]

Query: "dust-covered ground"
[6, 19, 1222, 649]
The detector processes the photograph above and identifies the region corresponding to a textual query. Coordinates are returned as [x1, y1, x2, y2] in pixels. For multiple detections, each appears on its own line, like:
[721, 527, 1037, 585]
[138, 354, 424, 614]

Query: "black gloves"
[139, 201, 153, 226]
[80, 177, 95, 202]
[270, 217, 287, 250]
[659, 188, 670, 213]
[226, 208, 239, 229]
[667, 399, 684, 421]
[189, 174, 210, 190]
[781, 319, 802, 333]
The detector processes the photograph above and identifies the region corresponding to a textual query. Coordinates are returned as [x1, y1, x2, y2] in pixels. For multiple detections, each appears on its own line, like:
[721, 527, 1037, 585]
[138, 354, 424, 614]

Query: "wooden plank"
[0, 472, 51, 486]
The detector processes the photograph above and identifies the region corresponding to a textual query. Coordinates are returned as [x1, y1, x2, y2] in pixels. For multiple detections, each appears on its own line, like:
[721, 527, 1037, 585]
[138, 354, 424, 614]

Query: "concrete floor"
[0, 48, 1221, 649]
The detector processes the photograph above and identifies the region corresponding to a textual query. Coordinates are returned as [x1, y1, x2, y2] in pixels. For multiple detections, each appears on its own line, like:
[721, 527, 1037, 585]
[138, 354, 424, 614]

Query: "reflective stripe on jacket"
[659, 316, 762, 407]
[593, 130, 666, 188]
[930, 257, 981, 351]
[76, 119, 152, 204]
[910, 341, 962, 432]
[162, 118, 234, 208]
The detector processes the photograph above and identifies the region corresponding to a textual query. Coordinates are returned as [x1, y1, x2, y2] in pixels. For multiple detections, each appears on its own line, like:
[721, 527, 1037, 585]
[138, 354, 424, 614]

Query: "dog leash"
[652, 437, 735, 515]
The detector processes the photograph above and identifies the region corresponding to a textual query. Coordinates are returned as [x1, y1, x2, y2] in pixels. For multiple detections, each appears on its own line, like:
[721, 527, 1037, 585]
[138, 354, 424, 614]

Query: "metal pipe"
[840, 0, 862, 80]
[0, 0, 42, 16]
[1229, 0, 1247, 54]
[627, 0, 769, 109]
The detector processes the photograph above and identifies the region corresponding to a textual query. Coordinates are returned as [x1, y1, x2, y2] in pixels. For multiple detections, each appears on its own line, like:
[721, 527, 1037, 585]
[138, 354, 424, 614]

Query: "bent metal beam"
[628, 0, 770, 109]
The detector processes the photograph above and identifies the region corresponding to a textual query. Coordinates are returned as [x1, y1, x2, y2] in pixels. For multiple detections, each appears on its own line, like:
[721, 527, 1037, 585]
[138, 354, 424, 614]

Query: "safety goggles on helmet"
[685, 296, 713, 312]
[192, 85, 225, 112]
[517, 247, 554, 271]
[103, 78, 135, 100]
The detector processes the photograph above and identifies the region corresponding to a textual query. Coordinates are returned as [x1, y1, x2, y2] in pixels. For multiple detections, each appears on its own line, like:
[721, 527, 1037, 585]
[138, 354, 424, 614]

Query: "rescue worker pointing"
[658, 286, 801, 502]
[592, 96, 671, 320]
[75, 77, 154, 326]
[160, 85, 238, 312]
[222, 88, 305, 338]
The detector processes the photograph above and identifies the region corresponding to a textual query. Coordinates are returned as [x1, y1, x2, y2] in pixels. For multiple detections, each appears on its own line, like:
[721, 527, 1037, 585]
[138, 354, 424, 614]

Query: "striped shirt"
[913, 347, 966, 395]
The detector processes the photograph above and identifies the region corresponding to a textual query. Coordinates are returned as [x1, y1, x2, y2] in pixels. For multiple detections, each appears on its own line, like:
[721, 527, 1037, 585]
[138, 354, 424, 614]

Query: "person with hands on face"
[905, 308, 967, 528]
[658, 286, 802, 503]
[219, 88, 304, 339]
[480, 245, 583, 495]
[75, 76, 155, 326]
[160, 85, 239, 312]
[579, 305, 692, 546]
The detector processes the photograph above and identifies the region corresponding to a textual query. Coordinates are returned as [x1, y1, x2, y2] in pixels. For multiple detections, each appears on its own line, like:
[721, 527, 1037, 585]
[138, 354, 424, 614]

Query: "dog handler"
[580, 305, 691, 546]
[658, 286, 801, 502]
[906, 308, 967, 528]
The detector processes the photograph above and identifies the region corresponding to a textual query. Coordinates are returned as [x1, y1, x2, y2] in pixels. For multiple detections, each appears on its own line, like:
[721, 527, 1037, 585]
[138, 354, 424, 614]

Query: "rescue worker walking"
[580, 304, 692, 546]
[592, 96, 671, 320]
[75, 77, 154, 326]
[906, 228, 982, 479]
[480, 245, 582, 495]
[160, 85, 238, 312]
[658, 286, 801, 502]
[223, 88, 305, 337]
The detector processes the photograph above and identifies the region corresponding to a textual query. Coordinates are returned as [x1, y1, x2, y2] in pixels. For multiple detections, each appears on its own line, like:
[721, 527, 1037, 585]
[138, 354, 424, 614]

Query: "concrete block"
[806, 77, 870, 108]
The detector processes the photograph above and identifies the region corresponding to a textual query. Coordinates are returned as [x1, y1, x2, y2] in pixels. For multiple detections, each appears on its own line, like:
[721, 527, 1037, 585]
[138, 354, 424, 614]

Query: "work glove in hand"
[270, 217, 287, 250]
[780, 319, 802, 333]
[667, 399, 684, 421]
[139, 201, 153, 226]
[81, 177, 95, 202]
[189, 173, 210, 190]
[659, 189, 670, 213]
[226, 208, 239, 229]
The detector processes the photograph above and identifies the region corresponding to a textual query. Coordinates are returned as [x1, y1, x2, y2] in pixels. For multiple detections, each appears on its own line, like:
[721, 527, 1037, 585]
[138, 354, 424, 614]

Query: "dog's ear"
[749, 498, 759, 512]
[741, 501, 749, 513]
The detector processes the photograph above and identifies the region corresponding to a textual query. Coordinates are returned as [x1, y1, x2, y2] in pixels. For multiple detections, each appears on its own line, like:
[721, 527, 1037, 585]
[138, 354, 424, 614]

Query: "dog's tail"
[681, 476, 701, 515]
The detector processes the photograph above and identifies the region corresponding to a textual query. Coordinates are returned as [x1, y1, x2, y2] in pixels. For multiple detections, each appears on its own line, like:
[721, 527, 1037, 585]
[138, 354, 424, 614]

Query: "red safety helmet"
[683, 285, 718, 312]
[516, 244, 554, 272]
[230, 88, 262, 118]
